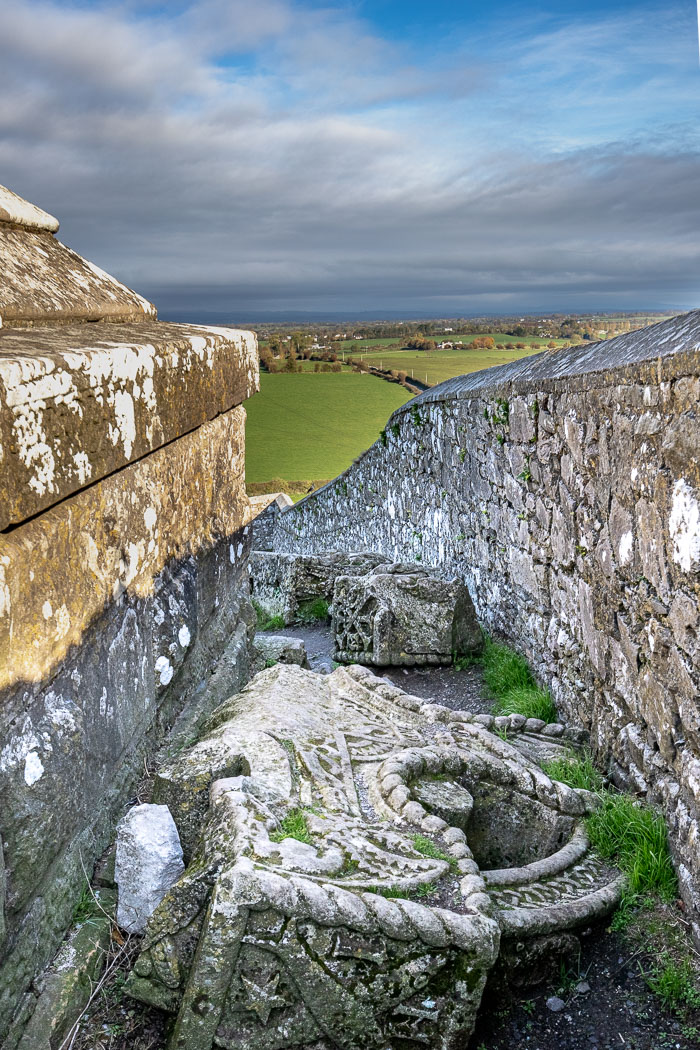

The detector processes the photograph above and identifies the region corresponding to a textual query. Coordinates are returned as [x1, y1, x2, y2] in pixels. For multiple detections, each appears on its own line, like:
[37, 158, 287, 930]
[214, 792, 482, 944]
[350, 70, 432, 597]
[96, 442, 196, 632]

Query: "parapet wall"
[272, 312, 700, 937]
[0, 322, 259, 1041]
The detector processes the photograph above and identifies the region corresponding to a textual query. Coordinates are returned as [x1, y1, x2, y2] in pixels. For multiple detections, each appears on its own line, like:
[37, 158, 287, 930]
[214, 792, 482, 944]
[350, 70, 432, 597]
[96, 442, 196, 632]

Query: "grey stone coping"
[0, 183, 59, 233]
[0, 321, 258, 529]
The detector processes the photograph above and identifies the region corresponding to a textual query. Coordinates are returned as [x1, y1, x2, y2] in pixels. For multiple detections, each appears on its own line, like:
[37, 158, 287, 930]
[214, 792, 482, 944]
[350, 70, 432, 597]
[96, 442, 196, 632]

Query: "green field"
[245, 372, 412, 484]
[357, 346, 538, 386]
[246, 343, 544, 487]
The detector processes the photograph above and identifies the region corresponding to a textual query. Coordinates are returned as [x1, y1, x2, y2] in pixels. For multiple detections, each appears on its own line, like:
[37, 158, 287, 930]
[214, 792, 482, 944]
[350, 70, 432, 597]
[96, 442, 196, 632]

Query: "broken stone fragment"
[250, 550, 386, 623]
[332, 564, 483, 666]
[115, 804, 185, 934]
[253, 633, 309, 667]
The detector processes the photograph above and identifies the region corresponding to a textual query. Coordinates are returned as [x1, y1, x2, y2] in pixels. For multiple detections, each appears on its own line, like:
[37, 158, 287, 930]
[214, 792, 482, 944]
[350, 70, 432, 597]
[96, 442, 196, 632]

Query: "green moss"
[296, 598, 330, 622]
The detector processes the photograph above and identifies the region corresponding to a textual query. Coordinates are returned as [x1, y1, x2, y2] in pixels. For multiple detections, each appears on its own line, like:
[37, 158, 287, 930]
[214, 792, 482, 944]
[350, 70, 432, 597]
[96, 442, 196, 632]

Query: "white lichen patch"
[178, 625, 191, 648]
[24, 750, 44, 786]
[42, 600, 53, 620]
[144, 506, 157, 531]
[72, 451, 92, 485]
[669, 479, 700, 572]
[155, 655, 174, 686]
[618, 530, 634, 566]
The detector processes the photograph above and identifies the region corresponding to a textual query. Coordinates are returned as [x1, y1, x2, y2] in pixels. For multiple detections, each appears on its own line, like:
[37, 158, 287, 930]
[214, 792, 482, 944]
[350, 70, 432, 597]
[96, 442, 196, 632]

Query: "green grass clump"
[269, 808, 312, 845]
[542, 751, 604, 792]
[643, 956, 700, 1013]
[297, 598, 330, 622]
[412, 834, 457, 871]
[481, 637, 535, 695]
[253, 600, 285, 632]
[480, 637, 558, 723]
[493, 685, 557, 723]
[586, 793, 677, 901]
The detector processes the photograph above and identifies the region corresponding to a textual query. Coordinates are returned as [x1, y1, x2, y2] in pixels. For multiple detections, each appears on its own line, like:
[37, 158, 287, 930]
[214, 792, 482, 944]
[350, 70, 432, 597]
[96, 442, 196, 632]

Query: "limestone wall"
[271, 312, 700, 938]
[0, 324, 259, 1041]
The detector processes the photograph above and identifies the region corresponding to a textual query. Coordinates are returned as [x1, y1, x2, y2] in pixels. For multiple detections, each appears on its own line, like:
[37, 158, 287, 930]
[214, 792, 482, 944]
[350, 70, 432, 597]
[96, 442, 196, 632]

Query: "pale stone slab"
[115, 804, 185, 934]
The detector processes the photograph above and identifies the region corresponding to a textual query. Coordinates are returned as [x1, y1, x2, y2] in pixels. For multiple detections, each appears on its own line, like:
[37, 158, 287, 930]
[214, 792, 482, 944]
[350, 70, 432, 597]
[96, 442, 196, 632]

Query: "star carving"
[240, 972, 288, 1025]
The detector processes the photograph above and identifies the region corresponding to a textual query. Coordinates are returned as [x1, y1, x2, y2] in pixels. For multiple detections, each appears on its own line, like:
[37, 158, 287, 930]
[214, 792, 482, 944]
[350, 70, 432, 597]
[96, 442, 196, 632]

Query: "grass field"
[246, 343, 545, 486]
[357, 346, 538, 386]
[245, 372, 412, 484]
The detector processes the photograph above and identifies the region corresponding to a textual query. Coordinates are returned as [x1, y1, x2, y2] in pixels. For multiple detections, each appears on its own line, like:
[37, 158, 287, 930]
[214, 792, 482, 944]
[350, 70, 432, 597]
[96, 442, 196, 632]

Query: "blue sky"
[1, 0, 698, 318]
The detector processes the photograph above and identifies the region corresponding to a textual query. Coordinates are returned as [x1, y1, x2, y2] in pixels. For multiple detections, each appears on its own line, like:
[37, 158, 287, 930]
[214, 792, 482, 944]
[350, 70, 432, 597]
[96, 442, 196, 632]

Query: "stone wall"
[0, 185, 261, 1040]
[271, 312, 700, 939]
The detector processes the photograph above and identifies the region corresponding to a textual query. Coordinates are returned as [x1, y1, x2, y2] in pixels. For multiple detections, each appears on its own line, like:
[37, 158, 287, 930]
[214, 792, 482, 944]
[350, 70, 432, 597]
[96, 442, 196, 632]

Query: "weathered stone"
[0, 187, 259, 1041]
[115, 804, 185, 934]
[249, 493, 294, 550]
[125, 665, 621, 1049]
[15, 889, 115, 1050]
[250, 550, 385, 623]
[0, 321, 258, 530]
[412, 779, 474, 831]
[253, 634, 309, 668]
[333, 564, 482, 666]
[0, 183, 156, 329]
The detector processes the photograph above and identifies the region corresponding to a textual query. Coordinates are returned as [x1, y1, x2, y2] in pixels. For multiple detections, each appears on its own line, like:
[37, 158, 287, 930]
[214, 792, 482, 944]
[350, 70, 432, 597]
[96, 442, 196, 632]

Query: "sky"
[1, 0, 699, 320]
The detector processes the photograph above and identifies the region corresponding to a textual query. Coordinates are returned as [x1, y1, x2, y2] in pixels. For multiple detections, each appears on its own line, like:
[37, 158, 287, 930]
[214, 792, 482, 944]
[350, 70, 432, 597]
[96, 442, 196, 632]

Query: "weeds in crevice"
[269, 807, 312, 844]
[586, 792, 677, 902]
[541, 750, 604, 792]
[412, 834, 458, 871]
[252, 600, 285, 632]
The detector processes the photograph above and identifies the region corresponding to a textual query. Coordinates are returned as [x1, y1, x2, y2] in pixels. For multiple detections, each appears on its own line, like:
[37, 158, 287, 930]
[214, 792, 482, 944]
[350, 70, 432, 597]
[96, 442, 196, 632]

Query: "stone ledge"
[0, 321, 258, 529]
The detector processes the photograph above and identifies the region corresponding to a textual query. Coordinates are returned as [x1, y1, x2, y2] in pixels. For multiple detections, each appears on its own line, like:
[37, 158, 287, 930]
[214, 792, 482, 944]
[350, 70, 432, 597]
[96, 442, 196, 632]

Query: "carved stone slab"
[333, 564, 482, 665]
[126, 665, 623, 1049]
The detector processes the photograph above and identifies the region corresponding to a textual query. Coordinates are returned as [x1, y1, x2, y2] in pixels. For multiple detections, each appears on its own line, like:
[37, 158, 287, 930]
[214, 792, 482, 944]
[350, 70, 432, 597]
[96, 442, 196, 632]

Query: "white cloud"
[0, 0, 698, 316]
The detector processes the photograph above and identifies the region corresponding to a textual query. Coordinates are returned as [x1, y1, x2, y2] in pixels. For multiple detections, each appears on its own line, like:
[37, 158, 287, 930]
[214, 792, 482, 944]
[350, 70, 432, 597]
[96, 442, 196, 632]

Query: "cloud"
[0, 0, 698, 317]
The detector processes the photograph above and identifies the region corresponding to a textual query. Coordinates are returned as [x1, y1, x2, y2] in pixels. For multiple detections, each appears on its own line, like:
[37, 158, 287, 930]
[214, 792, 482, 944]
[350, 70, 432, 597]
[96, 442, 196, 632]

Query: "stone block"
[253, 634, 309, 668]
[333, 563, 482, 666]
[115, 804, 185, 934]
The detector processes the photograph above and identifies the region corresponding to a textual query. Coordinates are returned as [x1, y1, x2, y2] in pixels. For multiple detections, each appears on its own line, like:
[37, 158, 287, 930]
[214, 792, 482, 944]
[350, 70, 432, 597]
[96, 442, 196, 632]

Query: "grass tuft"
[412, 834, 458, 871]
[253, 600, 285, 632]
[493, 685, 557, 723]
[542, 750, 604, 792]
[477, 636, 558, 723]
[269, 807, 312, 844]
[586, 793, 677, 901]
[642, 955, 700, 1013]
